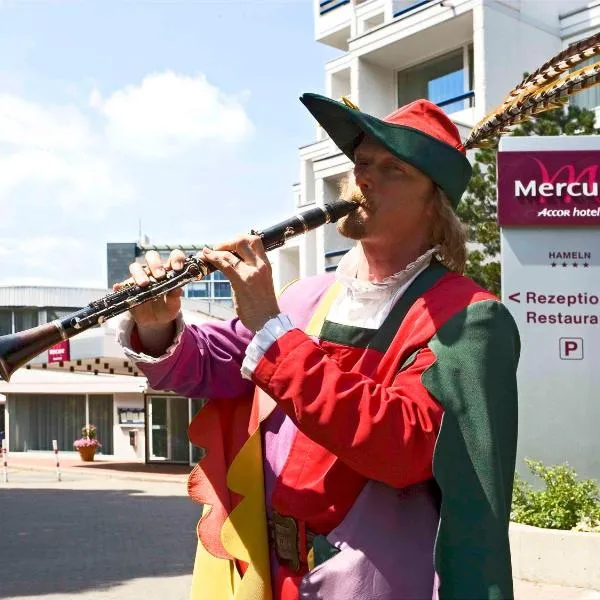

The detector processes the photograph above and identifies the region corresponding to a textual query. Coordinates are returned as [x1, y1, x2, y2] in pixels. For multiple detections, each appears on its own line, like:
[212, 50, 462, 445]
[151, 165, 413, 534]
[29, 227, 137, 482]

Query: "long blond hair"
[430, 188, 468, 274]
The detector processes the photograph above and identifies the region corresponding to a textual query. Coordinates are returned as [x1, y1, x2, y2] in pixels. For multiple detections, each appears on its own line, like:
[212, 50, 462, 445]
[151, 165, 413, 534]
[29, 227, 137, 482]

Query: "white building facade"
[269, 0, 600, 290]
[0, 286, 234, 464]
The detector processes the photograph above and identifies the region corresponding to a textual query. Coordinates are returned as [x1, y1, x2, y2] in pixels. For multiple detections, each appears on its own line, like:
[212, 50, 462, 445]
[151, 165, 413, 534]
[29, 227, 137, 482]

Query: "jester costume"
[119, 94, 520, 599]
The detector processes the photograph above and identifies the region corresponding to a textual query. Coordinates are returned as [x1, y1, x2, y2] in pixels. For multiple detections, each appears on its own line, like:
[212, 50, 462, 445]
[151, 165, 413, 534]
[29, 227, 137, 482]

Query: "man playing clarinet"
[118, 93, 520, 600]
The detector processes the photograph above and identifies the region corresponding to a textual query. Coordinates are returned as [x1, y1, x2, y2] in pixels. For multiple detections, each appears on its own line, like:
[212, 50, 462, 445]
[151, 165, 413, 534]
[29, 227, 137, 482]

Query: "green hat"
[299, 93, 472, 209]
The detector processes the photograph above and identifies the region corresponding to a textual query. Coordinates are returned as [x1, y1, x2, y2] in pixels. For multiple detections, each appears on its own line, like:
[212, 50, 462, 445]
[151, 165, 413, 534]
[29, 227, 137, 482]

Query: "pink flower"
[73, 437, 102, 449]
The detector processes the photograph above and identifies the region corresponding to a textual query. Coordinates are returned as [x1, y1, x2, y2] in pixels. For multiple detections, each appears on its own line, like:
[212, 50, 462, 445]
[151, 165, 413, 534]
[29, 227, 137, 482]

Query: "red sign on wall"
[497, 150, 600, 226]
[48, 340, 70, 363]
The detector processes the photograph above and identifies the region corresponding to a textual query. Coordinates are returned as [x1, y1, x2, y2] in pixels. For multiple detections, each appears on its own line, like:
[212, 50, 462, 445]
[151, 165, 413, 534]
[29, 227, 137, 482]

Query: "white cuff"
[117, 312, 185, 364]
[240, 314, 295, 380]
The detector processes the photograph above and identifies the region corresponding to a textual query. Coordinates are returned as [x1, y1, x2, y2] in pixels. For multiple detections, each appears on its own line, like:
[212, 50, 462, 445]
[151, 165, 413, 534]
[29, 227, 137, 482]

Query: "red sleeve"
[252, 328, 443, 490]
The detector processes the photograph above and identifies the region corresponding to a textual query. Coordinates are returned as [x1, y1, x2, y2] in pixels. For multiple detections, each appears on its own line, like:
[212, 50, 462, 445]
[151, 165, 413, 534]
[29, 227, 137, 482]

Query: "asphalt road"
[0, 474, 200, 600]
[1, 472, 598, 600]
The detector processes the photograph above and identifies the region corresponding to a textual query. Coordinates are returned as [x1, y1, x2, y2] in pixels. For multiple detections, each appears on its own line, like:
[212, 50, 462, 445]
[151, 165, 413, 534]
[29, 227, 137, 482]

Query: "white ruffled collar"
[335, 245, 439, 297]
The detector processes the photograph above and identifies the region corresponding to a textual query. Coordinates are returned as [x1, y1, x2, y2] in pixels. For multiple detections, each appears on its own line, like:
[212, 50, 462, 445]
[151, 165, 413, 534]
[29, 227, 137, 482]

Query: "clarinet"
[0, 200, 357, 381]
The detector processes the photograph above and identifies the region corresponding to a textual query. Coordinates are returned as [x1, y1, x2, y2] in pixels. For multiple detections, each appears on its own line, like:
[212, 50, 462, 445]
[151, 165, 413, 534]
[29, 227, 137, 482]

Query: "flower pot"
[77, 445, 97, 462]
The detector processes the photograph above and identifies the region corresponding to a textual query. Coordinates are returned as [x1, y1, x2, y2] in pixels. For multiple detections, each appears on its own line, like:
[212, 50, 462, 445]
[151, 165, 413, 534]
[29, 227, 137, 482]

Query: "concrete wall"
[476, 1, 562, 115]
[510, 522, 600, 589]
[356, 57, 396, 117]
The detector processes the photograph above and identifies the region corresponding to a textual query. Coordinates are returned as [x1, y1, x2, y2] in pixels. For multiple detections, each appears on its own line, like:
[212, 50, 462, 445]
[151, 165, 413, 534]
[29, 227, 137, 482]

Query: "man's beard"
[337, 186, 374, 240]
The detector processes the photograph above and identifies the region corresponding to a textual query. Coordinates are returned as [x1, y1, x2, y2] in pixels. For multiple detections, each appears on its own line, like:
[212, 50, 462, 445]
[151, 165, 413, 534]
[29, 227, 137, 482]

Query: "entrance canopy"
[0, 368, 147, 394]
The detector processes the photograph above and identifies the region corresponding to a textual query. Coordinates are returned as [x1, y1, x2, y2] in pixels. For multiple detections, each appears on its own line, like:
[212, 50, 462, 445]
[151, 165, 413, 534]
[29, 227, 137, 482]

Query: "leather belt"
[268, 511, 316, 572]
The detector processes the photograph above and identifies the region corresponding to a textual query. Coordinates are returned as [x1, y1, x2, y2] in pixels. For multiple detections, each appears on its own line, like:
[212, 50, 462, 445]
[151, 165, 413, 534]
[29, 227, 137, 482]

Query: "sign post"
[53, 439, 62, 482]
[498, 135, 600, 481]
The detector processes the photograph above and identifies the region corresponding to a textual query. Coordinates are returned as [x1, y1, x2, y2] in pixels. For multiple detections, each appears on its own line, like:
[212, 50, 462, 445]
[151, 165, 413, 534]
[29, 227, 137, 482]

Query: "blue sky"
[0, 0, 340, 287]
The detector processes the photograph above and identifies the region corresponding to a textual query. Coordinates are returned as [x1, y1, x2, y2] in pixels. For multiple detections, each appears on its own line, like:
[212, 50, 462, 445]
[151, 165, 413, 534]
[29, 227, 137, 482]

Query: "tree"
[457, 104, 600, 296]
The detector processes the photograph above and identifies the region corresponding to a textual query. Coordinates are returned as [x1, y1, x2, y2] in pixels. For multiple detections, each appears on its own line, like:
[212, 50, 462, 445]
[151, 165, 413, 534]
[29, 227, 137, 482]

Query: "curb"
[510, 523, 600, 590]
[6, 463, 189, 485]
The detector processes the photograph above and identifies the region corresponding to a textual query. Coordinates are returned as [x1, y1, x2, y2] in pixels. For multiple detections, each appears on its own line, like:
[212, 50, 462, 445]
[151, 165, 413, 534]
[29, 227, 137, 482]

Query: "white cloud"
[0, 93, 92, 152]
[0, 71, 256, 287]
[0, 236, 108, 288]
[0, 236, 85, 269]
[90, 71, 254, 158]
[0, 94, 134, 215]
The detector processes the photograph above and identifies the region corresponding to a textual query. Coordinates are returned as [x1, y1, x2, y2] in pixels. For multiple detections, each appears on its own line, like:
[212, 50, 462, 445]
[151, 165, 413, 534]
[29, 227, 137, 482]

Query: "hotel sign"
[498, 136, 600, 483]
[497, 150, 600, 226]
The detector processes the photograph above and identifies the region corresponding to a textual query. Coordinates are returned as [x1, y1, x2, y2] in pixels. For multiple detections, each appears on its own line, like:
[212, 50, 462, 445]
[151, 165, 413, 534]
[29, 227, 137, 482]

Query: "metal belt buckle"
[271, 510, 300, 571]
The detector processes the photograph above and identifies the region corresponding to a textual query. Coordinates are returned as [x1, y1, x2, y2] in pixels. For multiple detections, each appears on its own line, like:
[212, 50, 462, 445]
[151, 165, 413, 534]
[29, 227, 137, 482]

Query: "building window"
[184, 270, 232, 300]
[319, 0, 350, 16]
[0, 310, 11, 335]
[186, 282, 210, 298]
[393, 0, 433, 18]
[14, 309, 38, 332]
[397, 46, 474, 114]
[214, 282, 232, 298]
[569, 56, 600, 112]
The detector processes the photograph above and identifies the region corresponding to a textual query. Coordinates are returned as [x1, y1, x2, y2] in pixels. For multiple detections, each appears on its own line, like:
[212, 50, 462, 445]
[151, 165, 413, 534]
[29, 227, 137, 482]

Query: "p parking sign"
[559, 337, 583, 360]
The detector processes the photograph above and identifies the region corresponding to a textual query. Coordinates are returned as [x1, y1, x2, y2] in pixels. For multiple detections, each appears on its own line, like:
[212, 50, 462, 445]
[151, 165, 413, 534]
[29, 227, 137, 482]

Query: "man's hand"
[201, 235, 281, 333]
[115, 250, 185, 356]
[115, 250, 185, 329]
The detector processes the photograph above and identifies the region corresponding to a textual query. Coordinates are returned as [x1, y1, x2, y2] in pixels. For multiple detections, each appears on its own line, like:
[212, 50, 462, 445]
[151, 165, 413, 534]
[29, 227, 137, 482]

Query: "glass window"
[89, 394, 114, 455]
[8, 394, 86, 452]
[0, 310, 12, 335]
[398, 47, 472, 114]
[569, 56, 600, 111]
[14, 309, 38, 332]
[147, 395, 189, 463]
[214, 282, 232, 298]
[186, 282, 210, 298]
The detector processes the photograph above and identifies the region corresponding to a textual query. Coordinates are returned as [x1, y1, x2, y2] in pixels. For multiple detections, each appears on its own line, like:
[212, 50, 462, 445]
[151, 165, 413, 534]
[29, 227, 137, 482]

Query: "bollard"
[2, 439, 7, 483]
[52, 439, 61, 482]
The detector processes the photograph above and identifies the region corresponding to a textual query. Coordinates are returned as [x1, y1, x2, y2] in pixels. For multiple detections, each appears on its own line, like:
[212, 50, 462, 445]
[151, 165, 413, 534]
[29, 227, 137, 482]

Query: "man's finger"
[145, 251, 166, 279]
[246, 235, 268, 262]
[233, 240, 256, 266]
[167, 250, 187, 271]
[202, 248, 244, 275]
[129, 262, 150, 286]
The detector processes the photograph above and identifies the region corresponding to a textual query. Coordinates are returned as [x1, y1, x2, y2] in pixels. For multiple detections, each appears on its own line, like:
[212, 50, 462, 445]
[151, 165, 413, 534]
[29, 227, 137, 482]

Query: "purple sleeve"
[136, 318, 254, 400]
[130, 273, 334, 400]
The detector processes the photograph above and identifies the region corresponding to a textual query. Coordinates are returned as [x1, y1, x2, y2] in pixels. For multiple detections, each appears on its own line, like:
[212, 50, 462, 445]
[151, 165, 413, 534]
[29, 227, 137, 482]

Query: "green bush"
[511, 459, 600, 531]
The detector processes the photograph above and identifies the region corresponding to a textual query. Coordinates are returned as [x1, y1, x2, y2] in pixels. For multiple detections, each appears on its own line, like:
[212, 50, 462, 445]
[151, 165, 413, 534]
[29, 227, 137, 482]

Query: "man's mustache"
[341, 184, 366, 205]
[349, 188, 373, 210]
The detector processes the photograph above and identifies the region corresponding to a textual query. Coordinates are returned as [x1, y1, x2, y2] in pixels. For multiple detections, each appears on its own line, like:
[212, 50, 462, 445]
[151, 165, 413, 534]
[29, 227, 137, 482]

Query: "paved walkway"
[1, 476, 196, 600]
[3, 452, 600, 599]
[3, 451, 191, 483]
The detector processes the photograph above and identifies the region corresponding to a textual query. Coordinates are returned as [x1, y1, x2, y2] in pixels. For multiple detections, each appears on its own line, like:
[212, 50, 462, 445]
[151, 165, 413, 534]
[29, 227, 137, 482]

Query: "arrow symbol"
[508, 292, 520, 303]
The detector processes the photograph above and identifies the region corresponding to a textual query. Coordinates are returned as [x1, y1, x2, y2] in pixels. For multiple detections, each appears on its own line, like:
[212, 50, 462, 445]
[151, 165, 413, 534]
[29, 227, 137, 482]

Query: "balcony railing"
[393, 0, 434, 18]
[319, 0, 351, 16]
[436, 90, 475, 111]
[319, 0, 433, 20]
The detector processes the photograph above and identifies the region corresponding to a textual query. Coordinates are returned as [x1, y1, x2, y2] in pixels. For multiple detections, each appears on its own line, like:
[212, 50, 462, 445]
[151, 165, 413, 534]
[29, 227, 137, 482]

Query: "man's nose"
[354, 166, 374, 192]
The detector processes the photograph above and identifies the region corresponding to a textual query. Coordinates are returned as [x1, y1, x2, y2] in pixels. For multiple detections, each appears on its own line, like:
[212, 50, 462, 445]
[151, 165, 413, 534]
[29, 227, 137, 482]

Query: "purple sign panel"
[497, 150, 600, 226]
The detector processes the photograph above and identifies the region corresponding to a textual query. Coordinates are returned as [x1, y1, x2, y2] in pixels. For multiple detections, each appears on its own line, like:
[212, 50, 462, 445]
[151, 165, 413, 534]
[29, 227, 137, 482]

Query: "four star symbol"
[549, 261, 591, 267]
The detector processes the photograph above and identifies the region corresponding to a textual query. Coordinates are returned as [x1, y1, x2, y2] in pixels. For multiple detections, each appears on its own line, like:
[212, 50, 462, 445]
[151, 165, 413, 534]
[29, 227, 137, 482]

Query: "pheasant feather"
[465, 32, 600, 150]
[501, 32, 600, 105]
